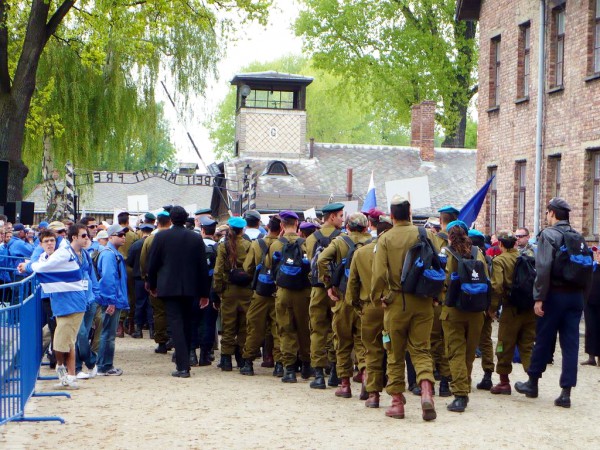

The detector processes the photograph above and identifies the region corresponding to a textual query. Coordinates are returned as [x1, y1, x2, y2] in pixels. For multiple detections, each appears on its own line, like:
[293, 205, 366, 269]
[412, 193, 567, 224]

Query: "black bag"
[205, 241, 218, 277]
[551, 227, 593, 288]
[401, 227, 445, 298]
[251, 239, 276, 297]
[331, 236, 372, 295]
[229, 268, 252, 287]
[510, 254, 536, 311]
[445, 246, 490, 312]
[273, 237, 310, 290]
[91, 248, 121, 281]
[309, 230, 341, 287]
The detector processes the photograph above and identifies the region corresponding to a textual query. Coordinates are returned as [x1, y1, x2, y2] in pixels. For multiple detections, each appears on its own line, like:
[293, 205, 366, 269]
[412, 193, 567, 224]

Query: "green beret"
[438, 205, 460, 215]
[322, 202, 344, 213]
[194, 208, 212, 215]
[144, 212, 156, 220]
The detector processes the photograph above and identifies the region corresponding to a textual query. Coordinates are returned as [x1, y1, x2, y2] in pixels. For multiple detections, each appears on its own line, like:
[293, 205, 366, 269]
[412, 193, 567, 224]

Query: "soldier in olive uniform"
[308, 203, 345, 388]
[428, 206, 457, 397]
[240, 215, 283, 376]
[194, 207, 213, 229]
[371, 195, 438, 422]
[346, 215, 393, 408]
[487, 230, 536, 395]
[317, 213, 372, 399]
[441, 221, 490, 412]
[116, 211, 140, 336]
[266, 211, 312, 383]
[140, 210, 172, 353]
[213, 216, 253, 371]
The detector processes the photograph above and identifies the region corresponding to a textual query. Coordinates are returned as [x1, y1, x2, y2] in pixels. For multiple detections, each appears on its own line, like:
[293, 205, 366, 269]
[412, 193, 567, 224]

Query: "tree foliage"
[206, 55, 416, 160]
[0, 0, 270, 200]
[294, 0, 478, 148]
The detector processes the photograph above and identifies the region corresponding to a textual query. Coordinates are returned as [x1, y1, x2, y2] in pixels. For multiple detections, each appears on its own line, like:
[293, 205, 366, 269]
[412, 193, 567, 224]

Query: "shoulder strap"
[296, 237, 305, 247]
[330, 229, 342, 240]
[471, 245, 479, 260]
[437, 231, 448, 241]
[340, 235, 355, 250]
[257, 238, 268, 256]
[313, 230, 324, 243]
[417, 226, 427, 241]
[278, 237, 289, 245]
[444, 246, 461, 262]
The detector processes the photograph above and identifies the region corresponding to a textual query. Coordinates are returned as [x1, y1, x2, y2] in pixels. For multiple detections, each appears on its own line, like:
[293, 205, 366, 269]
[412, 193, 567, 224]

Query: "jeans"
[97, 306, 122, 372]
[76, 301, 98, 372]
[134, 279, 153, 326]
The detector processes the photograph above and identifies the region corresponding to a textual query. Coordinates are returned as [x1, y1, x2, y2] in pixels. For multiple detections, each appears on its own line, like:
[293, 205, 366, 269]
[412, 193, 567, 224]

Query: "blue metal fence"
[1, 267, 67, 425]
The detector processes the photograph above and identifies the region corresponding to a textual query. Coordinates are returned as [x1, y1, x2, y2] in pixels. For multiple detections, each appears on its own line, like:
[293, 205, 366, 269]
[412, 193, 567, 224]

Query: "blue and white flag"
[30, 246, 86, 293]
[361, 171, 377, 212]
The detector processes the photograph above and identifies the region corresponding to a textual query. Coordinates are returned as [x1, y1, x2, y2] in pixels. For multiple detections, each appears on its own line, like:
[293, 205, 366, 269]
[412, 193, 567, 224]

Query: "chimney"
[309, 137, 315, 159]
[419, 100, 436, 162]
[410, 104, 421, 147]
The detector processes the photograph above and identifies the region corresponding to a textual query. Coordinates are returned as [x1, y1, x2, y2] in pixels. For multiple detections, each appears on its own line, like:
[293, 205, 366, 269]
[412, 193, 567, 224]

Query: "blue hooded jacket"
[96, 242, 129, 310]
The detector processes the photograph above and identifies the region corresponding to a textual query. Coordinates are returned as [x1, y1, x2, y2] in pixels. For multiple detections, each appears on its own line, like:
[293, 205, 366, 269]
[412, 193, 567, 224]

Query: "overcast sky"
[157, 0, 304, 171]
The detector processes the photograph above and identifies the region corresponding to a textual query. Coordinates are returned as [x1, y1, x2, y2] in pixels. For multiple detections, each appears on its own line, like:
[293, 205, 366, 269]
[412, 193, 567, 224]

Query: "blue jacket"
[6, 237, 33, 267]
[0, 244, 10, 282]
[96, 242, 129, 309]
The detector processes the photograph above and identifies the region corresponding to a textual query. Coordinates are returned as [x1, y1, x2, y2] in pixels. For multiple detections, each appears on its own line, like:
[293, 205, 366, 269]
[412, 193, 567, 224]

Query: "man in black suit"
[146, 206, 211, 377]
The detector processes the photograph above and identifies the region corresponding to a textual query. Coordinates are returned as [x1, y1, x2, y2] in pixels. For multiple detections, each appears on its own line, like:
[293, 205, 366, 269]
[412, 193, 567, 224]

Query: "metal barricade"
[1, 273, 67, 425]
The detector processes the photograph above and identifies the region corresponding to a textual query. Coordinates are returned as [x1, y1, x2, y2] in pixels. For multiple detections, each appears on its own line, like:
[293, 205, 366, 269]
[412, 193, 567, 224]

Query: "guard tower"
[230, 71, 313, 159]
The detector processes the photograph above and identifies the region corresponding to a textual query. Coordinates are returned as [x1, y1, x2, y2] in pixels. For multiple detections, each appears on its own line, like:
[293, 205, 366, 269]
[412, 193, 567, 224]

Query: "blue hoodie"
[96, 242, 129, 310]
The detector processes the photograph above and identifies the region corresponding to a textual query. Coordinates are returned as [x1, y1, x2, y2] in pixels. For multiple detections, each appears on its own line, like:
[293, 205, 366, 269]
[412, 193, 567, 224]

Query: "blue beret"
[144, 212, 156, 220]
[228, 216, 247, 229]
[300, 221, 319, 230]
[322, 203, 344, 213]
[38, 221, 49, 228]
[438, 205, 460, 215]
[138, 223, 155, 231]
[13, 223, 25, 231]
[468, 229, 484, 238]
[194, 208, 212, 215]
[200, 216, 217, 227]
[447, 220, 468, 233]
[279, 210, 299, 220]
[157, 210, 170, 217]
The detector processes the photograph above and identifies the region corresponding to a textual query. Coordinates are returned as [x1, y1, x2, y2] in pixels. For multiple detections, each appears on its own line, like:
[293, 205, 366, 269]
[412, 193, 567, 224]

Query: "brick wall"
[477, 0, 600, 239]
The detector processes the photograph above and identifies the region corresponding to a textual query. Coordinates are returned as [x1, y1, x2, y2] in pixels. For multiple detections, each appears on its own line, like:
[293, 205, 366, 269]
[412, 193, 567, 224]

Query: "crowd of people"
[0, 194, 598, 422]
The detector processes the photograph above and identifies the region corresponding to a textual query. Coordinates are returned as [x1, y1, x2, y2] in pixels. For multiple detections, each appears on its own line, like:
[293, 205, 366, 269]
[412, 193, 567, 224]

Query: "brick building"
[457, 0, 600, 239]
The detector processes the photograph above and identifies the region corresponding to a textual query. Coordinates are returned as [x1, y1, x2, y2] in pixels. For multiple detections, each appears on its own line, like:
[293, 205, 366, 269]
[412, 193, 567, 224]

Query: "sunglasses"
[88, 225, 97, 229]
[515, 234, 528, 238]
[116, 233, 126, 238]
[79, 233, 89, 239]
[57, 229, 67, 234]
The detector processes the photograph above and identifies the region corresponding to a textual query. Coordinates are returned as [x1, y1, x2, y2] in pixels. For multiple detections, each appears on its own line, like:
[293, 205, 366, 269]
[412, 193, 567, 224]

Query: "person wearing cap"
[239, 215, 283, 376]
[483, 230, 532, 395]
[264, 210, 312, 383]
[194, 208, 212, 228]
[299, 221, 319, 239]
[146, 206, 211, 378]
[243, 210, 265, 240]
[427, 205, 459, 397]
[126, 223, 155, 339]
[515, 198, 592, 408]
[213, 215, 253, 371]
[441, 220, 489, 412]
[346, 215, 393, 407]
[308, 202, 345, 388]
[370, 195, 438, 421]
[140, 210, 172, 354]
[114, 211, 139, 337]
[6, 223, 34, 273]
[317, 212, 372, 399]
[47, 221, 69, 249]
[366, 208, 385, 238]
[95, 223, 130, 376]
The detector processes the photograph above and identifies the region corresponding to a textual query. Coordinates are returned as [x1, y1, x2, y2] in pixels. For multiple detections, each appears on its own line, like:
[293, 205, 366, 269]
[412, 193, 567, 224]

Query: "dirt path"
[1, 332, 599, 449]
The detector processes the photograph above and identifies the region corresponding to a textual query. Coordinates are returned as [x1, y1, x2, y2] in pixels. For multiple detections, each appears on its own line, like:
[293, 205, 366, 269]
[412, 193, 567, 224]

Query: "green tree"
[295, 0, 478, 148]
[206, 55, 413, 160]
[0, 0, 270, 200]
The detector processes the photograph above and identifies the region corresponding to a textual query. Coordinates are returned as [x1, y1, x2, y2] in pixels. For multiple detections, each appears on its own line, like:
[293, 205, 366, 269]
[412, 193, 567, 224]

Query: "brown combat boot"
[353, 368, 364, 383]
[420, 380, 437, 421]
[127, 320, 135, 336]
[116, 321, 125, 338]
[359, 370, 368, 400]
[490, 374, 511, 395]
[365, 392, 380, 408]
[335, 377, 352, 398]
[385, 393, 406, 419]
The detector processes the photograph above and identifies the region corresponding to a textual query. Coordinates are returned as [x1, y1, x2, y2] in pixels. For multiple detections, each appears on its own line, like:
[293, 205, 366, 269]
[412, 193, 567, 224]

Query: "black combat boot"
[189, 349, 198, 366]
[240, 360, 254, 376]
[155, 343, 168, 354]
[554, 387, 571, 408]
[328, 364, 340, 387]
[234, 346, 244, 369]
[198, 349, 212, 366]
[220, 354, 233, 372]
[439, 376, 451, 397]
[301, 361, 314, 380]
[131, 325, 143, 339]
[476, 370, 493, 390]
[273, 362, 284, 377]
[310, 367, 326, 389]
[281, 365, 297, 383]
[515, 376, 539, 398]
[149, 325, 155, 340]
[447, 395, 468, 412]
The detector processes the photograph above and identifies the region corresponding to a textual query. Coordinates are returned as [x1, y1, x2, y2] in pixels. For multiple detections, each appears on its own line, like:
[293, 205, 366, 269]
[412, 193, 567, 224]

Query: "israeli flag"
[361, 171, 377, 212]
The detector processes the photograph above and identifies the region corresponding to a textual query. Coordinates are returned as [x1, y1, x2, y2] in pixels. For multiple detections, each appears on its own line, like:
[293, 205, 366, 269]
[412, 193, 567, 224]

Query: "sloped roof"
[231, 71, 314, 86]
[456, 0, 481, 20]
[225, 143, 477, 217]
[25, 175, 213, 214]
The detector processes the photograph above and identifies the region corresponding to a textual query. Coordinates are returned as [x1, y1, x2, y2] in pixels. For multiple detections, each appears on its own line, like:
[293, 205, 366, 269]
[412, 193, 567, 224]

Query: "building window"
[594, 153, 600, 235]
[596, 0, 600, 73]
[488, 167, 497, 233]
[245, 90, 294, 109]
[264, 160, 291, 176]
[517, 162, 527, 228]
[518, 23, 531, 97]
[489, 37, 501, 107]
[552, 7, 566, 88]
[555, 157, 562, 198]
[589, 0, 600, 75]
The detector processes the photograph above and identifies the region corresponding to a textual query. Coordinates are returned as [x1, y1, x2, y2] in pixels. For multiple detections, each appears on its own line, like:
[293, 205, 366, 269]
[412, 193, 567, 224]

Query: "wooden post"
[346, 168, 353, 201]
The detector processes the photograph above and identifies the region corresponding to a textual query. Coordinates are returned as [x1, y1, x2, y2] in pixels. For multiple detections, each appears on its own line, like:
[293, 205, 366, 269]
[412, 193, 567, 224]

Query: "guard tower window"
[265, 161, 291, 176]
[246, 90, 294, 109]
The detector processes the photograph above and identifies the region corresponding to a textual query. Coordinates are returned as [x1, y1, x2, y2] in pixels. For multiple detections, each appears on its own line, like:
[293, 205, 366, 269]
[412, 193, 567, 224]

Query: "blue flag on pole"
[458, 176, 495, 228]
[361, 171, 377, 212]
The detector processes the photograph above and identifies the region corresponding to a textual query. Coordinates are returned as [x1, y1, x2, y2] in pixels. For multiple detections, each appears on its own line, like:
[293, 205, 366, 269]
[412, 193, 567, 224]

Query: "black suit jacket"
[147, 225, 210, 298]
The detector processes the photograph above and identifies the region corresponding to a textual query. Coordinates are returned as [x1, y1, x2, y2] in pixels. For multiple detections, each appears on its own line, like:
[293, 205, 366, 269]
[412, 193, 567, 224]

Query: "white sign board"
[127, 195, 149, 213]
[340, 201, 359, 221]
[184, 204, 197, 217]
[385, 177, 431, 210]
[260, 214, 271, 226]
[303, 208, 317, 220]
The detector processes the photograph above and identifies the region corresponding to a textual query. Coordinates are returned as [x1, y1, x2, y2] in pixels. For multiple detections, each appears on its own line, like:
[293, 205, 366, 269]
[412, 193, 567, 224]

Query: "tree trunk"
[441, 104, 468, 148]
[0, 93, 30, 201]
